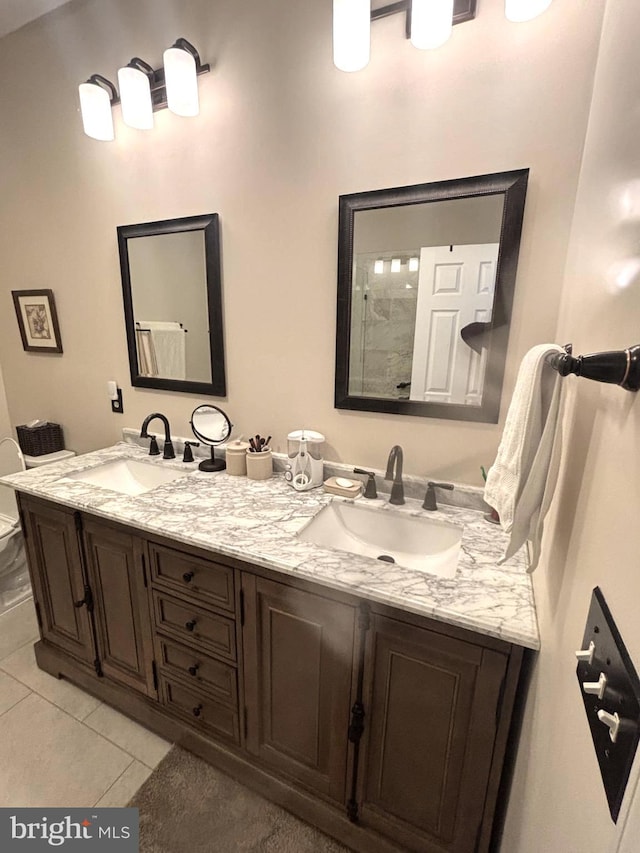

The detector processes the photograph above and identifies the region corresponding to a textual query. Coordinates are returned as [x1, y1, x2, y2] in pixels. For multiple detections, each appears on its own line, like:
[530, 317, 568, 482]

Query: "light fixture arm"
[85, 73, 120, 105]
[169, 37, 210, 74]
[371, 0, 476, 39]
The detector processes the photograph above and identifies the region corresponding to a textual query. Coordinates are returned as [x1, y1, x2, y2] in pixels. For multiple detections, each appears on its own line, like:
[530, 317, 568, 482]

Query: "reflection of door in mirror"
[410, 242, 499, 405]
[128, 231, 210, 383]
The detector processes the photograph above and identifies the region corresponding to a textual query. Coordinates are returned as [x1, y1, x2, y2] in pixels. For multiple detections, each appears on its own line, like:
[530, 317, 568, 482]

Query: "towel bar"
[547, 343, 640, 391]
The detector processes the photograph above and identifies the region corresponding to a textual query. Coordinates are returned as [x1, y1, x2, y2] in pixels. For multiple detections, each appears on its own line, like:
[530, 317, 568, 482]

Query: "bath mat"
[128, 745, 351, 852]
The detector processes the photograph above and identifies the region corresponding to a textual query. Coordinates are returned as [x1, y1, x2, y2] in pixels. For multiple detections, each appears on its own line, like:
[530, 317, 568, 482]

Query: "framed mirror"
[335, 169, 529, 423]
[118, 213, 226, 396]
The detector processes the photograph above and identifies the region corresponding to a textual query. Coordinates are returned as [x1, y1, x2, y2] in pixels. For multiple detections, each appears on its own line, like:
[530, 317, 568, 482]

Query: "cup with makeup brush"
[246, 434, 272, 480]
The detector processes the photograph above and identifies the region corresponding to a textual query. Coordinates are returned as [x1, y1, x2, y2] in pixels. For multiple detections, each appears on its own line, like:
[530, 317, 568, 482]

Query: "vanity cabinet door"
[358, 614, 508, 853]
[242, 574, 356, 805]
[82, 518, 156, 696]
[19, 495, 96, 666]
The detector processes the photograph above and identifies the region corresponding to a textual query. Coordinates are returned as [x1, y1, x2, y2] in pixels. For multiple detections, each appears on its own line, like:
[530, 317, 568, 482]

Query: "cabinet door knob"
[192, 704, 203, 718]
[188, 664, 199, 676]
[185, 619, 197, 632]
[182, 571, 194, 583]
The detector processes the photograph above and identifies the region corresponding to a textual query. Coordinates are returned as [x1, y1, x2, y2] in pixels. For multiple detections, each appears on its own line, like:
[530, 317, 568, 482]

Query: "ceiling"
[0, 0, 71, 40]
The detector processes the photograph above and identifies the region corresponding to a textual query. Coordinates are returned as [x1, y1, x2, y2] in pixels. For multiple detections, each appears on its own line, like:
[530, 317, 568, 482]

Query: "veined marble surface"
[0, 442, 539, 650]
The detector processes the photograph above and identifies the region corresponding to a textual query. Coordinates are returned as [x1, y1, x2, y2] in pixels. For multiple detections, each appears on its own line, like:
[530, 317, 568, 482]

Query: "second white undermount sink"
[298, 501, 463, 578]
[64, 458, 187, 496]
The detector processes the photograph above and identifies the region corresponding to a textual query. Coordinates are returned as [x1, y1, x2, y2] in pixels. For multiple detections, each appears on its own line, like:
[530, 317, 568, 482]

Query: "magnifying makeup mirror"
[190, 404, 232, 472]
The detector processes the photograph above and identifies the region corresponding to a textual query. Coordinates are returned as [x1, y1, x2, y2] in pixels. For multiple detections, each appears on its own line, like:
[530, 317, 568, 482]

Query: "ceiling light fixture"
[78, 37, 210, 140]
[505, 0, 552, 22]
[333, 0, 477, 71]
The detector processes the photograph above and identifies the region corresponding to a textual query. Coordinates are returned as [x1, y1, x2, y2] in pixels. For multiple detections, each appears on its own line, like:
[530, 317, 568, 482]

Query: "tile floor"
[0, 598, 172, 808]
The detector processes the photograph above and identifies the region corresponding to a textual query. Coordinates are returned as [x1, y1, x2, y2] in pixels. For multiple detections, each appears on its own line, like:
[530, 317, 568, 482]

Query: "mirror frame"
[335, 169, 529, 423]
[118, 213, 226, 396]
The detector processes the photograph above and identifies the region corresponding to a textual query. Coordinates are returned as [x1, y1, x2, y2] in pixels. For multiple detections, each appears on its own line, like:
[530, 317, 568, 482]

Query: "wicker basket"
[16, 422, 64, 457]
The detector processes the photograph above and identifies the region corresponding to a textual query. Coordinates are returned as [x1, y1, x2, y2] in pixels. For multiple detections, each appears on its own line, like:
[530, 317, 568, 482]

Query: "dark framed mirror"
[335, 169, 529, 423]
[118, 213, 226, 396]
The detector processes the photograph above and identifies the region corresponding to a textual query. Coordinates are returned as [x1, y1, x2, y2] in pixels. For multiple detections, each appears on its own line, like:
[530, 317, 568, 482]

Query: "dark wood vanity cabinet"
[18, 493, 525, 853]
[19, 496, 96, 667]
[19, 495, 155, 696]
[358, 613, 513, 853]
[241, 574, 356, 805]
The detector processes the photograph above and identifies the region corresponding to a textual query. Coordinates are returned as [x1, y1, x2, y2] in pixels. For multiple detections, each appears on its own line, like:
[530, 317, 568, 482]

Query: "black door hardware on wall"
[548, 344, 640, 391]
[575, 587, 640, 821]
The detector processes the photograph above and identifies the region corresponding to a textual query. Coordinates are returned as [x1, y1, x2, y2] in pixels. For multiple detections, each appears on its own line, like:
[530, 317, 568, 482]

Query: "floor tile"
[0, 598, 39, 662]
[94, 760, 153, 808]
[83, 703, 172, 768]
[0, 643, 101, 721]
[0, 669, 30, 715]
[0, 693, 134, 807]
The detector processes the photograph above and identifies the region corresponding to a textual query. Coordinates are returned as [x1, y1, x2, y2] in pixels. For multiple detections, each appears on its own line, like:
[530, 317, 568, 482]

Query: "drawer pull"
[185, 619, 197, 632]
[188, 664, 200, 677]
[182, 571, 194, 583]
[193, 704, 203, 718]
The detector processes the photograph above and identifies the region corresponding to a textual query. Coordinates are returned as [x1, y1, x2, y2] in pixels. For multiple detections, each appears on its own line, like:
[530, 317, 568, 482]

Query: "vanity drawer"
[152, 591, 237, 663]
[148, 542, 234, 614]
[159, 675, 240, 744]
[156, 635, 238, 708]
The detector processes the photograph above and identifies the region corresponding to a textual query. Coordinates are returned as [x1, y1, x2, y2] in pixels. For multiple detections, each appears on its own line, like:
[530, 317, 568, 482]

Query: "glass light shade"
[78, 82, 114, 141]
[411, 0, 454, 50]
[374, 259, 384, 274]
[333, 0, 370, 73]
[505, 0, 552, 22]
[118, 65, 153, 130]
[391, 258, 401, 273]
[163, 46, 199, 116]
[409, 257, 419, 271]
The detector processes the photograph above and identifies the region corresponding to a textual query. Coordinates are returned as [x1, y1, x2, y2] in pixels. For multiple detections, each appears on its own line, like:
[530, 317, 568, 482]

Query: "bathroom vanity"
[3, 444, 538, 853]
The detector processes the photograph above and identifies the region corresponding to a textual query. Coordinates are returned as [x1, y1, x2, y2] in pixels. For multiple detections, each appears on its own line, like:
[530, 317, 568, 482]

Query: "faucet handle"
[423, 481, 454, 511]
[147, 435, 160, 456]
[183, 441, 200, 463]
[354, 468, 377, 499]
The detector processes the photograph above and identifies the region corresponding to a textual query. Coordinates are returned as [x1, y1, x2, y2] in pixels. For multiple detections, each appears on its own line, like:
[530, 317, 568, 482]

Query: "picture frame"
[12, 289, 63, 353]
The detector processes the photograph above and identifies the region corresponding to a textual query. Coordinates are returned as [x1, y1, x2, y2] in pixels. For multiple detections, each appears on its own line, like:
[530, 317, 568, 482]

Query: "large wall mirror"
[118, 213, 226, 396]
[335, 170, 529, 423]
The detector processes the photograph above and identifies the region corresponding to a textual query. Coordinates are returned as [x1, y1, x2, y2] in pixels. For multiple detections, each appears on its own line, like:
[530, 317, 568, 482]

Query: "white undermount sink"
[64, 458, 187, 496]
[298, 501, 463, 578]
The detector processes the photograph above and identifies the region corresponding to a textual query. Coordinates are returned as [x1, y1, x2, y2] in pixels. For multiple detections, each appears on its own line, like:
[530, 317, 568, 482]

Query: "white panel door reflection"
[410, 243, 499, 405]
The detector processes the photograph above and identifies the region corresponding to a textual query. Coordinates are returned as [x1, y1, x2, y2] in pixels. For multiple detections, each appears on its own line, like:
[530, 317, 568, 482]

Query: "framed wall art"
[12, 289, 63, 354]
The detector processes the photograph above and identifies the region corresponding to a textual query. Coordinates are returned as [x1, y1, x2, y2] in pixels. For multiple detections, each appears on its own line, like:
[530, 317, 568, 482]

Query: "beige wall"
[502, 0, 640, 850]
[0, 365, 11, 438]
[0, 0, 604, 483]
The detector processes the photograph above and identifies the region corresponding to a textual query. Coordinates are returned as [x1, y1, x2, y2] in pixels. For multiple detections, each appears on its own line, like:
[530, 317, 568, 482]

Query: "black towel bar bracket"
[547, 343, 640, 392]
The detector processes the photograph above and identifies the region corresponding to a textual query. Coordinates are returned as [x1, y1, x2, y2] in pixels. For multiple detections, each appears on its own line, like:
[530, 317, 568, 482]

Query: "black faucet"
[423, 481, 454, 511]
[384, 446, 405, 505]
[140, 413, 175, 460]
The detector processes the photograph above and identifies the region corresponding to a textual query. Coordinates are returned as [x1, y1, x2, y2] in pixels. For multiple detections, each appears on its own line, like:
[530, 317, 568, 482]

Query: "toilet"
[0, 437, 29, 614]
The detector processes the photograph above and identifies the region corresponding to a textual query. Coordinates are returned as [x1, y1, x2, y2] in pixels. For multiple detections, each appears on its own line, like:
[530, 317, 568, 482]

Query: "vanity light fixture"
[333, 1, 477, 71]
[78, 74, 119, 141]
[409, 257, 419, 271]
[505, 0, 552, 22]
[78, 37, 210, 140]
[391, 258, 401, 273]
[374, 259, 385, 274]
[118, 58, 154, 130]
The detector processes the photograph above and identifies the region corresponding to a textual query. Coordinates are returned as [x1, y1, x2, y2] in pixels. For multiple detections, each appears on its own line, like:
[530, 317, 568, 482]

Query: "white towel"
[484, 343, 564, 570]
[137, 321, 186, 380]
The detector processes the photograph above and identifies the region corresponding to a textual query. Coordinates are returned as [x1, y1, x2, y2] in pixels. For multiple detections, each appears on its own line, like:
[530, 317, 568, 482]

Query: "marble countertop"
[1, 442, 539, 650]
